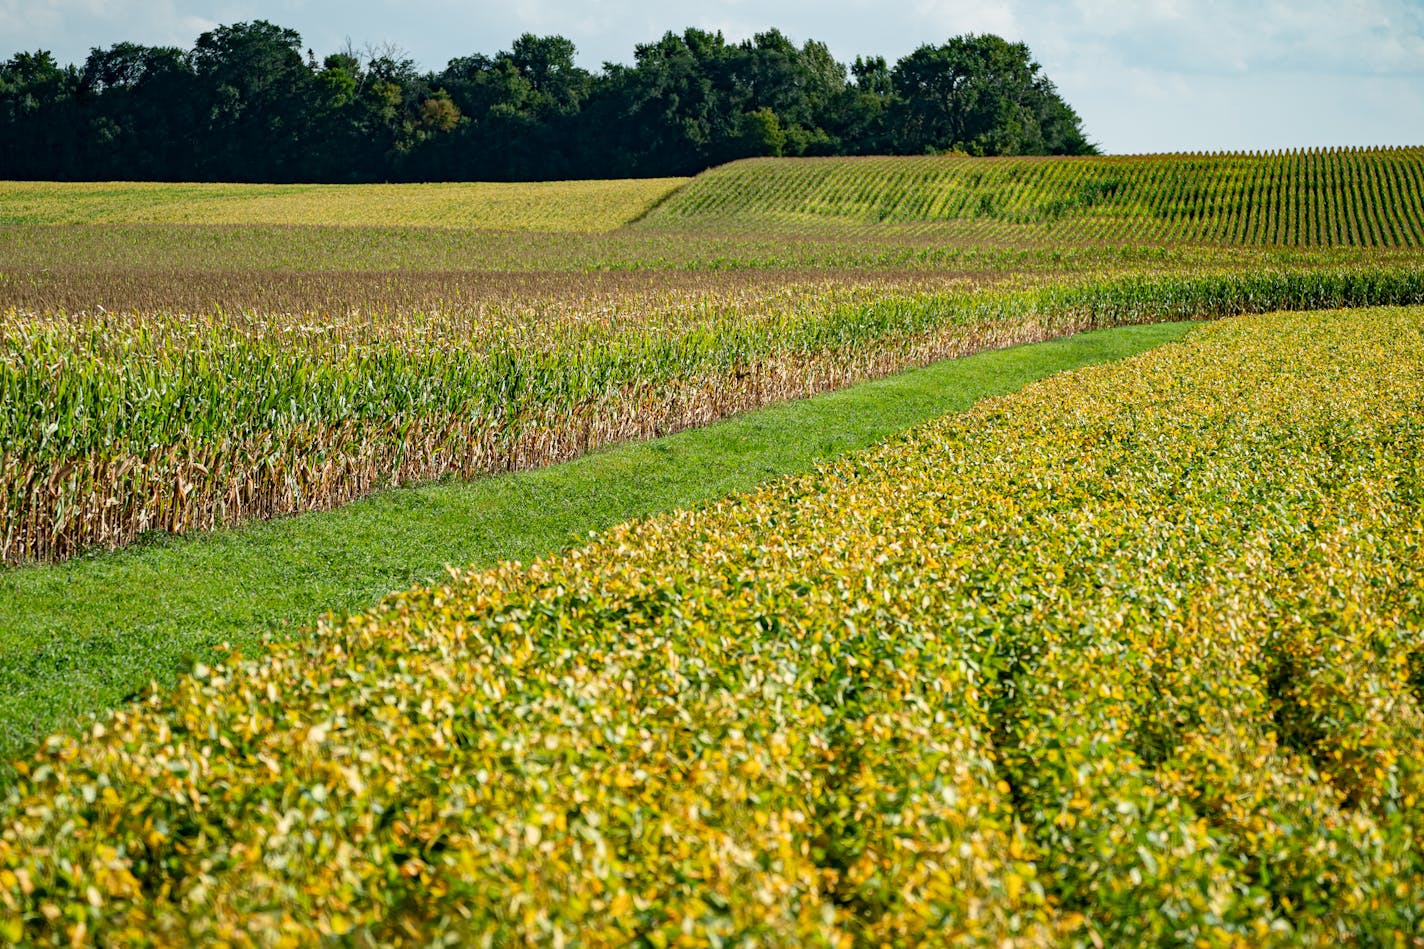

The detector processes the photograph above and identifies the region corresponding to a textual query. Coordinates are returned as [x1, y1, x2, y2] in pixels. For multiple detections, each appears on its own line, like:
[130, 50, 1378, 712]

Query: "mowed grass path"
[0, 322, 1191, 770]
[0, 178, 688, 231]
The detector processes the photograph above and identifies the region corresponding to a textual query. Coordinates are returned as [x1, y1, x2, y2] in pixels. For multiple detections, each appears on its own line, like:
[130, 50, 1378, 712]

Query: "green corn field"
[643, 148, 1424, 245]
[5, 267, 1424, 564]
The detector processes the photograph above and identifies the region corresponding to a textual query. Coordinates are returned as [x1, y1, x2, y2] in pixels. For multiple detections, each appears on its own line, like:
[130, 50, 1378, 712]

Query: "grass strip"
[0, 321, 1192, 771]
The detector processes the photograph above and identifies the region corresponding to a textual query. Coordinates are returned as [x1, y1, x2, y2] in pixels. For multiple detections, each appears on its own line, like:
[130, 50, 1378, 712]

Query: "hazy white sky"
[4, 0, 1422, 154]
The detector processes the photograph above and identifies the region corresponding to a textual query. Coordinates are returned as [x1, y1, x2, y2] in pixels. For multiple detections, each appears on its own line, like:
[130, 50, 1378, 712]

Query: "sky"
[4, 0, 1423, 154]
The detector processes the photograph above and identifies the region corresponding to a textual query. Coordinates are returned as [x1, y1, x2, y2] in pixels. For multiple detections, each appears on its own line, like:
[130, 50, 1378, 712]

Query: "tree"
[187, 21, 317, 180]
[0, 51, 82, 177]
[426, 35, 590, 180]
[78, 43, 195, 178]
[580, 29, 735, 177]
[728, 32, 842, 155]
[0, 23, 1097, 181]
[508, 34, 589, 109]
[890, 34, 1095, 156]
[733, 106, 786, 157]
[851, 55, 892, 95]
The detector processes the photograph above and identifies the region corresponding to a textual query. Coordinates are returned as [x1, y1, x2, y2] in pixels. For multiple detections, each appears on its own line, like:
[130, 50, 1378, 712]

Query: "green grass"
[0, 320, 1192, 772]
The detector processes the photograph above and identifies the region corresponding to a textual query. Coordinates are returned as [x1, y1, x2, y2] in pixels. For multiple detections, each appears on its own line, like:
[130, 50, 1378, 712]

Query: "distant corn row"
[644, 148, 1424, 246]
[5, 267, 1424, 565]
[5, 222, 1422, 279]
[0, 266, 983, 319]
[3, 307, 1422, 943]
[0, 178, 688, 232]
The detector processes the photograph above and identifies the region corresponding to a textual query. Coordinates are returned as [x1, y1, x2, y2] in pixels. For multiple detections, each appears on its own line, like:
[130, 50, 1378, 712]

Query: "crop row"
[2, 306, 1421, 944]
[0, 178, 687, 232]
[6, 225, 1423, 281]
[645, 149, 1424, 247]
[7, 267, 1424, 565]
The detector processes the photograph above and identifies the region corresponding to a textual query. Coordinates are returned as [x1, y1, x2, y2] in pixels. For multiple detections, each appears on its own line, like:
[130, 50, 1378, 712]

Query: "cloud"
[996, 0, 1424, 148]
[1075, 68, 1424, 153]
[1041, 0, 1424, 76]
[912, 0, 1020, 38]
[176, 14, 220, 40]
[2, 0, 249, 57]
[0, 0, 68, 43]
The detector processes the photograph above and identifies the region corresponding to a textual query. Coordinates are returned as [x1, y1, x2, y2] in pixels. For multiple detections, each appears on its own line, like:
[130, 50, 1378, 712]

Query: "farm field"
[644, 148, 1424, 244]
[0, 178, 688, 231]
[5, 151, 1424, 567]
[0, 323, 1191, 775]
[3, 307, 1422, 943]
[6, 267, 1423, 565]
[3, 149, 1424, 942]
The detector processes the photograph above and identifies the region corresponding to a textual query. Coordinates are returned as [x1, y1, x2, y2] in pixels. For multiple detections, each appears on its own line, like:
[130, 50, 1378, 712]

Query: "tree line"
[0, 21, 1097, 182]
